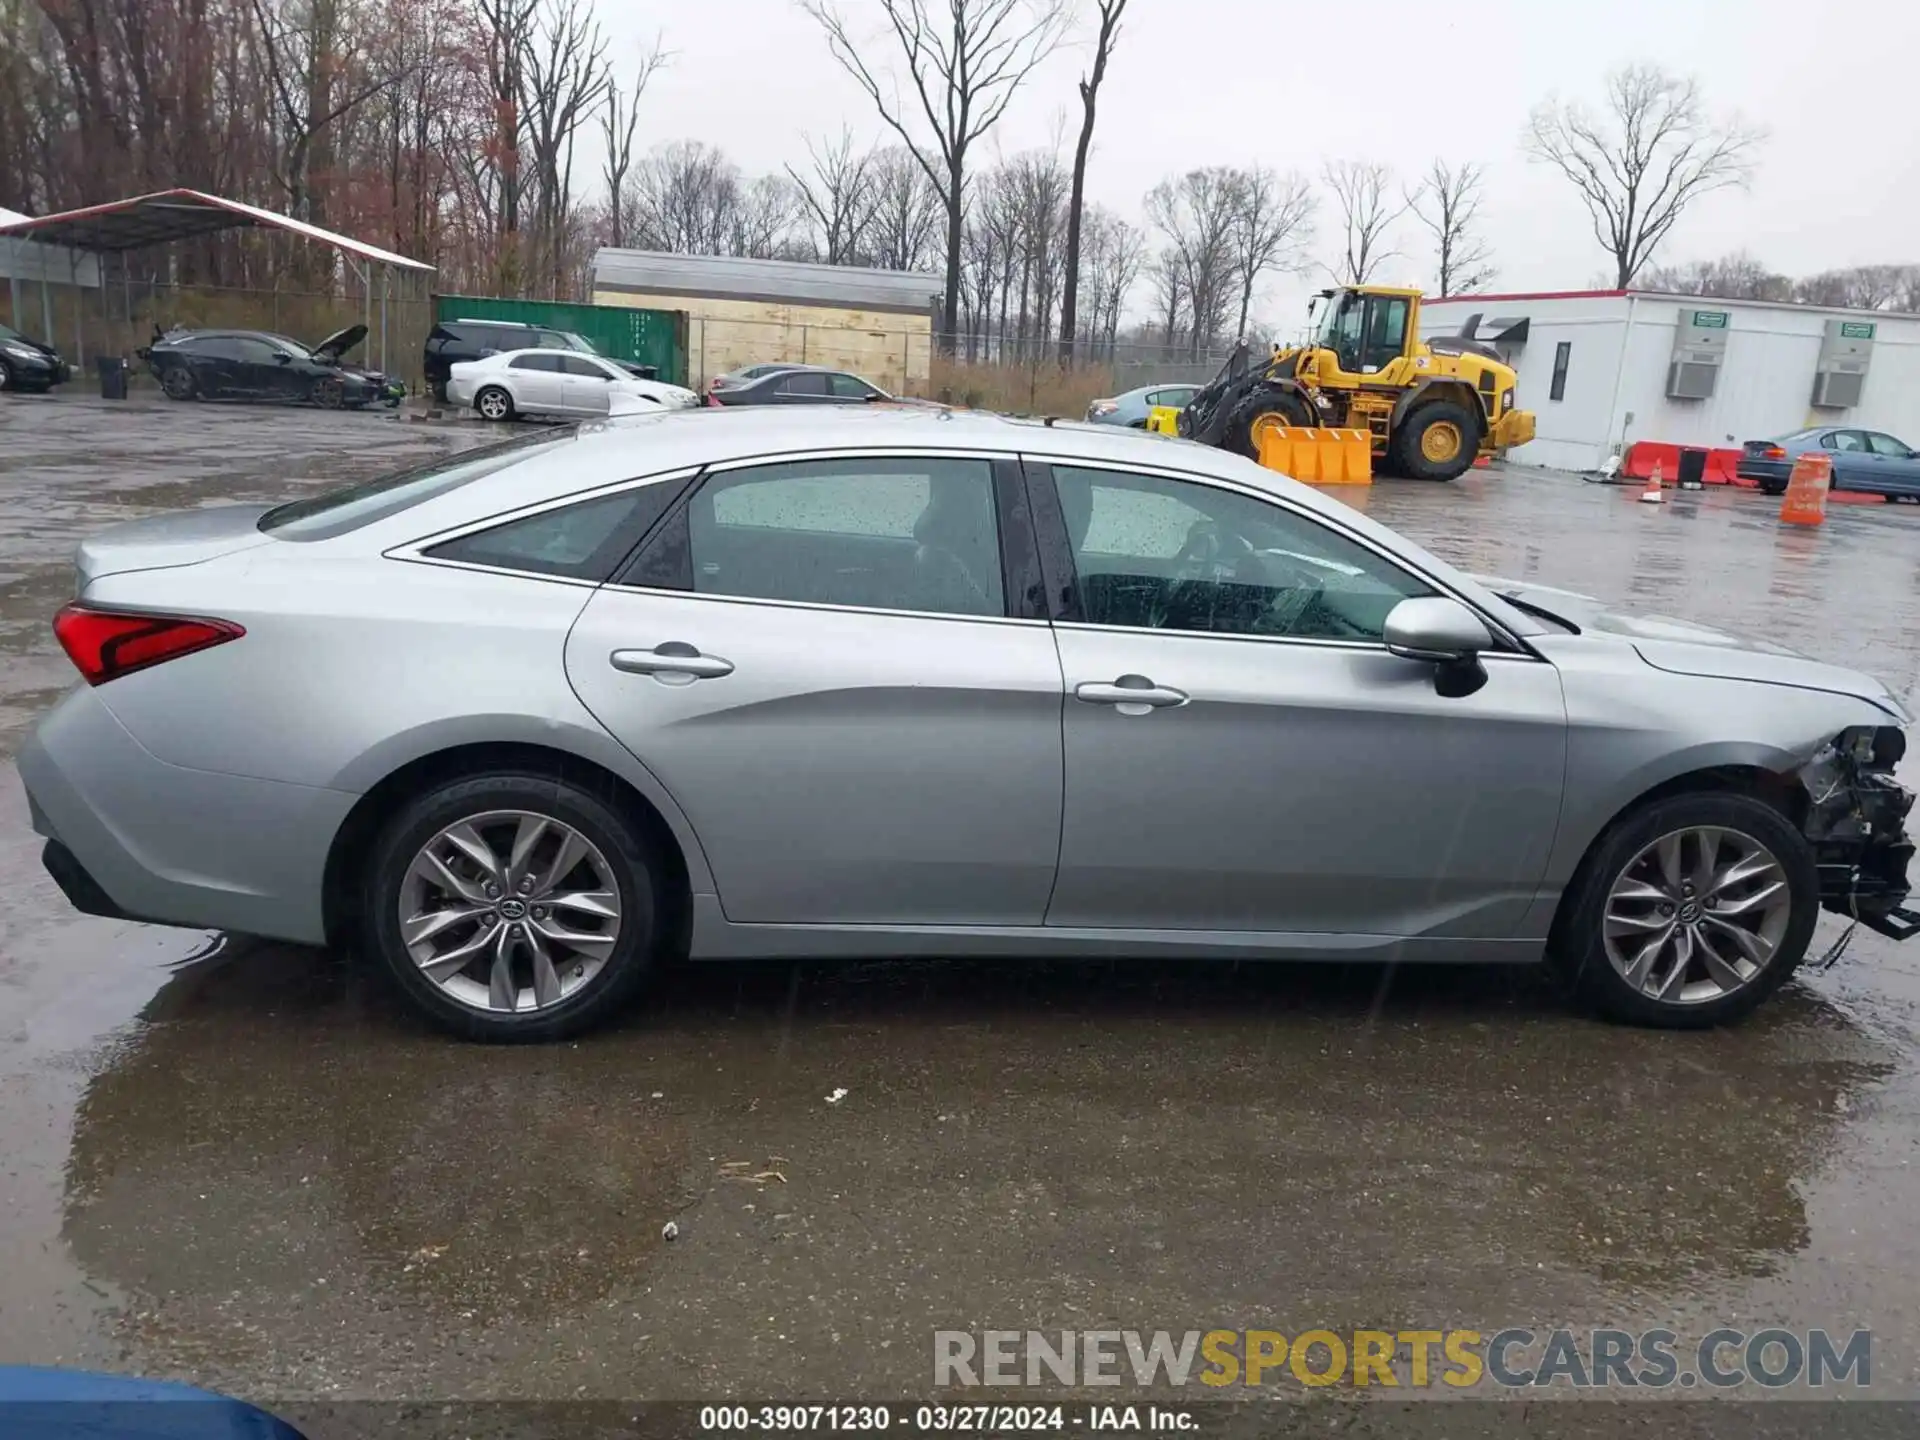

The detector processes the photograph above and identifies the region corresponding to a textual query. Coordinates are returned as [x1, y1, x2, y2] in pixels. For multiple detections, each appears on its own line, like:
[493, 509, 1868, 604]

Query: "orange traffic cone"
[1780, 452, 1831, 527]
[1639, 461, 1664, 504]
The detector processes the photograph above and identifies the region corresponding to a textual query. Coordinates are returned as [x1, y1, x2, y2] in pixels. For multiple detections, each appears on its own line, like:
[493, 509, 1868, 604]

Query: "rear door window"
[778, 372, 831, 396]
[631, 456, 1006, 618]
[509, 353, 562, 372]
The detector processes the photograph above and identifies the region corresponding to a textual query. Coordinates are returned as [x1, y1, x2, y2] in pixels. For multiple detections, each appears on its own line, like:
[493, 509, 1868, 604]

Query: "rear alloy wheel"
[364, 774, 661, 1041]
[1553, 792, 1818, 1028]
[161, 366, 197, 401]
[475, 385, 514, 422]
[1392, 400, 1479, 481]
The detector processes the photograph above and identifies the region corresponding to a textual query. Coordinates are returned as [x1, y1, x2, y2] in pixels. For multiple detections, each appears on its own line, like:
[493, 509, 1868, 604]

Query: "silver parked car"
[21, 409, 1916, 1041]
[447, 348, 699, 422]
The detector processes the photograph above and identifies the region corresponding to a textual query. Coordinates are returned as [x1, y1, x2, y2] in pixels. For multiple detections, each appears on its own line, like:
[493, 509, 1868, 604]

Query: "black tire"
[475, 385, 515, 422]
[1391, 399, 1480, 481]
[161, 365, 197, 401]
[1759, 480, 1788, 497]
[1221, 388, 1313, 459]
[430, 379, 450, 405]
[1551, 791, 1819, 1029]
[0, 357, 12, 392]
[311, 376, 346, 409]
[362, 772, 663, 1042]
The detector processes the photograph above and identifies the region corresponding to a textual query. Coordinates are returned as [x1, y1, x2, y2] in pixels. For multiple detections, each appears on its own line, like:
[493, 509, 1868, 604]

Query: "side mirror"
[274, 352, 292, 364]
[1385, 597, 1494, 697]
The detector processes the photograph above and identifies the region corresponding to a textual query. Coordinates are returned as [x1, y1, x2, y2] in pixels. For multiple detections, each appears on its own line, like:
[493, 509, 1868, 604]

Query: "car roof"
[374, 404, 1360, 543]
[484, 347, 622, 361]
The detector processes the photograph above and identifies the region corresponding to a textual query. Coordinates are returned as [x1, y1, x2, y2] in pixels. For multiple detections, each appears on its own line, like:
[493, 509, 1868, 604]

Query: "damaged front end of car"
[1799, 725, 1918, 940]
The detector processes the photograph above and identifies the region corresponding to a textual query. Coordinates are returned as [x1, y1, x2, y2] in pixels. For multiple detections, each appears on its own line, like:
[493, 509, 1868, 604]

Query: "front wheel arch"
[1547, 765, 1808, 954]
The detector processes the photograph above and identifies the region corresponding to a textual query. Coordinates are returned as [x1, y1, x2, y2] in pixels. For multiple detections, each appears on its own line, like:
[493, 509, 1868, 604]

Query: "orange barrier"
[1622, 441, 1751, 487]
[1780, 452, 1831, 526]
[1256, 426, 1373, 485]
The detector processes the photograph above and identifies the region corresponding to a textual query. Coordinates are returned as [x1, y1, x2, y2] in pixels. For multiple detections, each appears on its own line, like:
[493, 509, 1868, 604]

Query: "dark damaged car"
[0, 321, 72, 393]
[139, 325, 402, 408]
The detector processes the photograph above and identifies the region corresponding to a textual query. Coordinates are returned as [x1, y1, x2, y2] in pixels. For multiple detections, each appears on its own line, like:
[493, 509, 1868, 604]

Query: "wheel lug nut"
[485, 884, 500, 898]
[531, 906, 547, 920]
[520, 877, 535, 892]
[1659, 903, 1675, 916]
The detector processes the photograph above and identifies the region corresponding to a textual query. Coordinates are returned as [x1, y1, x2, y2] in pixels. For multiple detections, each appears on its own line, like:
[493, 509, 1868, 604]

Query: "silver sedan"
[21, 409, 1916, 1040]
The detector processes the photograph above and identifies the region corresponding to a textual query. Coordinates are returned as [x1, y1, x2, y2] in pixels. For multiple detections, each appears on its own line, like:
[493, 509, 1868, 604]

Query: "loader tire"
[1392, 400, 1480, 482]
[1222, 389, 1313, 460]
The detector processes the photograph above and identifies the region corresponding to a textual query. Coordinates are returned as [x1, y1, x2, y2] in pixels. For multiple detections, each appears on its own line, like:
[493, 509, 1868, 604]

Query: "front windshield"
[1314, 292, 1355, 348]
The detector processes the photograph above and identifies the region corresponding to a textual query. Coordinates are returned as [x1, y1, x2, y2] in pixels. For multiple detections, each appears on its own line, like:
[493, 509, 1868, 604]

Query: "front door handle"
[1074, 676, 1189, 713]
[610, 643, 735, 682]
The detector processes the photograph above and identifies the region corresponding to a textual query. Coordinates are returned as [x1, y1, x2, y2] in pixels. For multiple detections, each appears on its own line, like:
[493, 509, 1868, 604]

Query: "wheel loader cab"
[1310, 287, 1417, 379]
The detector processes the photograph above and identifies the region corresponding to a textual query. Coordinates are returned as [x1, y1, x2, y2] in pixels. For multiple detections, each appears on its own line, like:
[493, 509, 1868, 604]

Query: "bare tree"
[248, 0, 411, 235]
[865, 146, 942, 270]
[1145, 247, 1185, 357]
[1147, 168, 1242, 356]
[1077, 206, 1143, 357]
[801, 0, 1069, 345]
[786, 130, 880, 265]
[522, 0, 611, 294]
[733, 173, 805, 258]
[599, 40, 666, 251]
[1057, 0, 1127, 363]
[632, 139, 743, 254]
[477, 0, 539, 287]
[1642, 250, 1789, 301]
[1323, 159, 1408, 285]
[1526, 64, 1762, 289]
[1226, 166, 1314, 339]
[1408, 158, 1494, 296]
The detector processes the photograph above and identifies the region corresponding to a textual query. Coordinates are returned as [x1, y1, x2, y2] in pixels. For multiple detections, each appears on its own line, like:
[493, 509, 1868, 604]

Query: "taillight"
[53, 604, 243, 685]
[1764, 446, 1786, 460]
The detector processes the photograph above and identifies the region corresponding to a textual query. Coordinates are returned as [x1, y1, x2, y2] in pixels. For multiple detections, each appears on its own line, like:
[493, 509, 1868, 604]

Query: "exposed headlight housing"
[1087, 400, 1118, 417]
[1502, 388, 1516, 413]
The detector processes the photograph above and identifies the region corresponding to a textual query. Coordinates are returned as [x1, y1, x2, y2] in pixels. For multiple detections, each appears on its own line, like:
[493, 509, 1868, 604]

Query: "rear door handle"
[610, 643, 734, 682]
[1074, 676, 1189, 712]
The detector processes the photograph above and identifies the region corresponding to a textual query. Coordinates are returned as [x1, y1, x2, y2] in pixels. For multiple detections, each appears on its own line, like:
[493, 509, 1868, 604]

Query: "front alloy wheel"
[1555, 791, 1818, 1028]
[1601, 826, 1791, 1004]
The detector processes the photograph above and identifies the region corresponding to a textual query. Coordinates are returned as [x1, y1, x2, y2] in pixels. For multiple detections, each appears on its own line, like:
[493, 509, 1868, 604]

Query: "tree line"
[4, 0, 1906, 369]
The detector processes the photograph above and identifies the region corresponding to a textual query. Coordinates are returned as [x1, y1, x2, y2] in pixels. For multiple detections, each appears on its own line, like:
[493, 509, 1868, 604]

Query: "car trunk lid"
[75, 504, 279, 590]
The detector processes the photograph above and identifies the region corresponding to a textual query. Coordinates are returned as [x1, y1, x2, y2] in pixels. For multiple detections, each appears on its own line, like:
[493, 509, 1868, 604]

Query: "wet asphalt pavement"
[3, 392, 1920, 1428]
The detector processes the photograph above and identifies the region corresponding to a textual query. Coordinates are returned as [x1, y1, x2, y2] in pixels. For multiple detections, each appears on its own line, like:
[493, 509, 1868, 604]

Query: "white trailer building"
[1419, 289, 1920, 473]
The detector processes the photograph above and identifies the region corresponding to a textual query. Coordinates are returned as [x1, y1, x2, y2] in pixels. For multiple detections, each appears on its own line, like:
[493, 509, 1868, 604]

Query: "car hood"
[1476, 576, 1910, 718]
[3, 333, 59, 359]
[309, 323, 367, 363]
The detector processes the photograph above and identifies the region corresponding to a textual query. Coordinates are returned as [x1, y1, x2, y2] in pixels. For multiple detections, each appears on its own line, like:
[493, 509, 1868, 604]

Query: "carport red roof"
[0, 188, 433, 271]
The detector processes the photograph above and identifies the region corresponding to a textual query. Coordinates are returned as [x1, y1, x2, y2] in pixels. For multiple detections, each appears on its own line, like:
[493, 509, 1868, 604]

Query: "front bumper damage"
[1800, 726, 1918, 941]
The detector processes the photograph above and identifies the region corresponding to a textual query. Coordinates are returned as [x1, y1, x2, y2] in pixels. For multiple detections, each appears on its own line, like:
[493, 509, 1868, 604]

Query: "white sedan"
[447, 348, 700, 422]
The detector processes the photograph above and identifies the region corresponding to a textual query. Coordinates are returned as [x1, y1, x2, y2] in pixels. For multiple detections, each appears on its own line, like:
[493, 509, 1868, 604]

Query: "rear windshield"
[258, 430, 572, 541]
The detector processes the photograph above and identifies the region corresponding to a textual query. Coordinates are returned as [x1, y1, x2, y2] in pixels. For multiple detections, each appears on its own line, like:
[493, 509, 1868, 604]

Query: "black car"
[138, 327, 389, 408]
[424, 319, 656, 401]
[0, 321, 72, 393]
[708, 366, 889, 406]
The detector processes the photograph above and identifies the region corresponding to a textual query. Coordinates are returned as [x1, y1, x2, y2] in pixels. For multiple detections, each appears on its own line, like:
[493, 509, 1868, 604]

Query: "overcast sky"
[597, 0, 1920, 325]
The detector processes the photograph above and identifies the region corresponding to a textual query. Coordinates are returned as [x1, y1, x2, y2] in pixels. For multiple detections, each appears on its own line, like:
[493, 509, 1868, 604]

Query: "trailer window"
[1549, 342, 1572, 402]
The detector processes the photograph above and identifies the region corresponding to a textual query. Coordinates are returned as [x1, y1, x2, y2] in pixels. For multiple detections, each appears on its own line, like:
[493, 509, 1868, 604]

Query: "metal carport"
[0, 188, 433, 373]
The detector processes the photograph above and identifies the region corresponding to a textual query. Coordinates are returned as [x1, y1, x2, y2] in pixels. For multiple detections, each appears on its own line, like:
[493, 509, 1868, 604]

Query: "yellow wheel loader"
[1178, 286, 1536, 482]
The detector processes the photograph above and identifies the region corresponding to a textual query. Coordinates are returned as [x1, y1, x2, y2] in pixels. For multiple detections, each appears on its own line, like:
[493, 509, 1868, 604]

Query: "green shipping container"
[433, 294, 688, 386]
